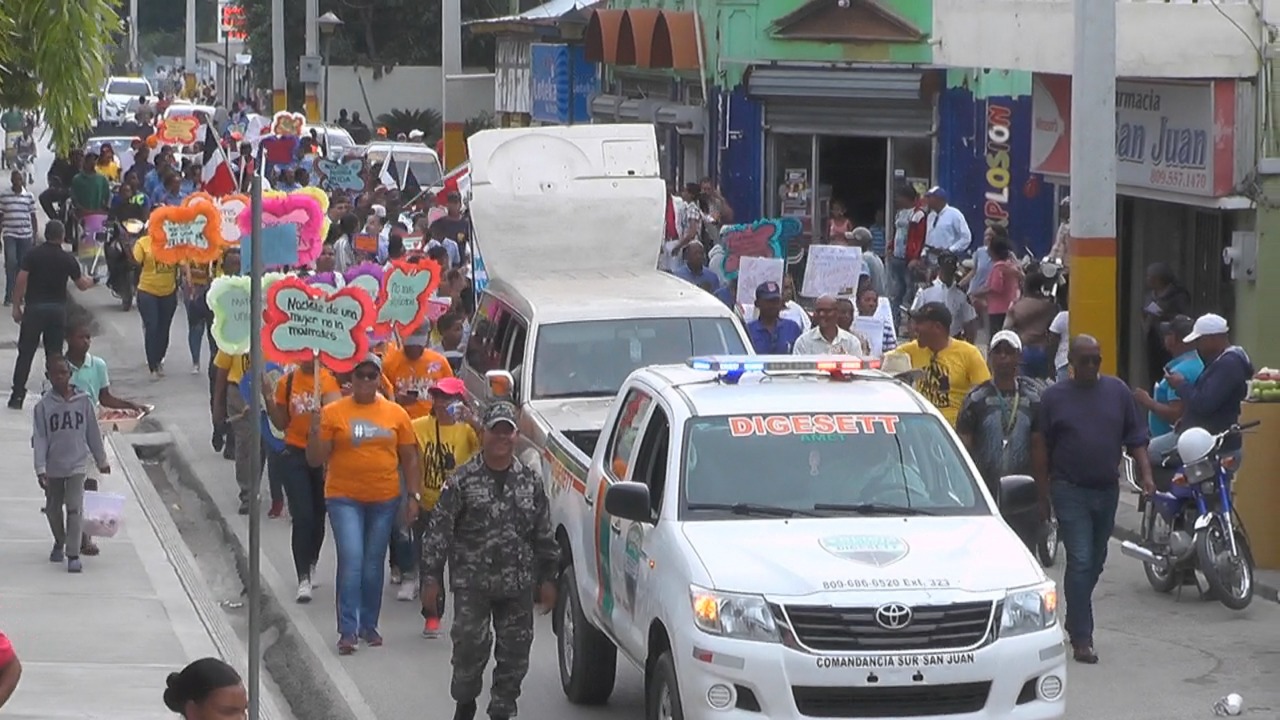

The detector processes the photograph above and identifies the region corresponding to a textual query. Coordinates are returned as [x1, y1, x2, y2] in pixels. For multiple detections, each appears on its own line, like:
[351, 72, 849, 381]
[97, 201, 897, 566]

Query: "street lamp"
[318, 11, 343, 124]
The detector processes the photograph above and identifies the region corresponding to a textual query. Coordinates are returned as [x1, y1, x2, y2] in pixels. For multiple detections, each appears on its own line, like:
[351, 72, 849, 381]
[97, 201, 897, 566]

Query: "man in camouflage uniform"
[422, 401, 559, 720]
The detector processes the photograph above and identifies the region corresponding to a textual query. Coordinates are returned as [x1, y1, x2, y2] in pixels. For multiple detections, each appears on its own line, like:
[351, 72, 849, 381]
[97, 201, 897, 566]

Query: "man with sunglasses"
[1035, 335, 1153, 665]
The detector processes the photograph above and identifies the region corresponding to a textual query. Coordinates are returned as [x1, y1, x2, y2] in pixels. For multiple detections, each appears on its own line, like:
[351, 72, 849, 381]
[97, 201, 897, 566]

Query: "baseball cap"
[755, 281, 781, 301]
[990, 329, 1023, 352]
[404, 324, 431, 346]
[409, 129, 424, 140]
[910, 301, 953, 329]
[371, 204, 387, 219]
[428, 377, 466, 397]
[1183, 313, 1229, 343]
[1159, 314, 1195, 340]
[924, 186, 948, 201]
[354, 353, 382, 371]
[482, 401, 519, 430]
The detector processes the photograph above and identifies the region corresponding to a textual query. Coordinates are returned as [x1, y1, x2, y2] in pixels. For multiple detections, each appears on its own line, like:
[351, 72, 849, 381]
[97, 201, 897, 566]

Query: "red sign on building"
[219, 2, 248, 42]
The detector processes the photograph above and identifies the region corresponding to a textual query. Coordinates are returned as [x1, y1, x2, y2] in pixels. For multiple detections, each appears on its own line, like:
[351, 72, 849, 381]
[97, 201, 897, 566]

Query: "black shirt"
[22, 242, 82, 304]
[433, 216, 470, 256]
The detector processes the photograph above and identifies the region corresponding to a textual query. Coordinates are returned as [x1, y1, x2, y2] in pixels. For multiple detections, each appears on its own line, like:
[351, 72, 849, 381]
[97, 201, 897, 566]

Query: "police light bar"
[687, 355, 882, 374]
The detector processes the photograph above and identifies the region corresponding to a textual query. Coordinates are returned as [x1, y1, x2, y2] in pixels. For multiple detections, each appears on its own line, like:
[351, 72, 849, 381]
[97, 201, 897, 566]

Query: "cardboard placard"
[716, 217, 801, 280]
[375, 257, 442, 335]
[263, 276, 376, 372]
[206, 273, 290, 354]
[802, 244, 864, 298]
[148, 204, 225, 265]
[271, 111, 306, 137]
[155, 115, 200, 145]
[184, 192, 249, 245]
[236, 191, 325, 266]
[735, 256, 785, 307]
[316, 157, 365, 192]
[855, 316, 886, 358]
[353, 233, 379, 254]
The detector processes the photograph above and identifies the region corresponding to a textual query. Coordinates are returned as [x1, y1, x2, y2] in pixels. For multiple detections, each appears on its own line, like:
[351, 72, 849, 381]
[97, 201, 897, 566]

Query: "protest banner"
[237, 191, 325, 266]
[316, 157, 365, 192]
[155, 115, 200, 145]
[207, 273, 289, 354]
[716, 217, 802, 280]
[856, 316, 886, 358]
[271, 111, 306, 137]
[184, 192, 249, 244]
[735, 256, 785, 307]
[375, 257, 442, 336]
[263, 276, 376, 372]
[148, 204, 225, 265]
[802, 244, 864, 298]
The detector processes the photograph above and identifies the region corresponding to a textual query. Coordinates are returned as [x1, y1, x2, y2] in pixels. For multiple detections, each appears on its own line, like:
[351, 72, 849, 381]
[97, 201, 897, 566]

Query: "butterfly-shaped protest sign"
[343, 263, 384, 303]
[316, 157, 365, 192]
[184, 192, 250, 245]
[263, 276, 376, 373]
[716, 217, 802, 280]
[375, 257, 442, 336]
[149, 204, 225, 265]
[206, 273, 289, 354]
[271, 111, 307, 137]
[237, 191, 326, 266]
[156, 115, 200, 145]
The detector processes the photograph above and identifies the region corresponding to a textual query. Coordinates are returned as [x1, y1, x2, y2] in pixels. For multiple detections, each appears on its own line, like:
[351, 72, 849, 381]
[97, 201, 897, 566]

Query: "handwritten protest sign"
[148, 204, 224, 265]
[316, 157, 365, 192]
[237, 191, 325, 266]
[735, 256, 785, 307]
[271, 111, 306, 137]
[375, 258, 441, 336]
[802, 244, 864, 298]
[263, 276, 376, 372]
[353, 233, 379, 255]
[184, 192, 249, 244]
[156, 115, 200, 145]
[856, 317, 886, 358]
[206, 273, 289, 354]
[716, 217, 802, 280]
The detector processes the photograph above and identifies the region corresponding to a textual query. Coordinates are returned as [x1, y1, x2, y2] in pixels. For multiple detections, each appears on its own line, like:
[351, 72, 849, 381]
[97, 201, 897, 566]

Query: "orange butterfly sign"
[148, 204, 226, 265]
[156, 115, 200, 145]
[272, 111, 306, 137]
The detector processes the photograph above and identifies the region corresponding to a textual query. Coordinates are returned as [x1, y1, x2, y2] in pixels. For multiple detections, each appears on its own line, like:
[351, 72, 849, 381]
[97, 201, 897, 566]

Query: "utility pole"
[184, 0, 197, 96]
[303, 0, 319, 121]
[442, 0, 462, 168]
[271, 0, 286, 112]
[128, 0, 139, 73]
[1068, 0, 1117, 375]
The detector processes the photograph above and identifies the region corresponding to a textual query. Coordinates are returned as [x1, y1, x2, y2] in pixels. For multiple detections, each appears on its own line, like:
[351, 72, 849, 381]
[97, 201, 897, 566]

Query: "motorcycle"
[1120, 421, 1260, 610]
[104, 218, 143, 311]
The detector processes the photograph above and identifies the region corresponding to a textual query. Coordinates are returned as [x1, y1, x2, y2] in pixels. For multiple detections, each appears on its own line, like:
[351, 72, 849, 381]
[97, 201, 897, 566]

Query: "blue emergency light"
[687, 355, 881, 383]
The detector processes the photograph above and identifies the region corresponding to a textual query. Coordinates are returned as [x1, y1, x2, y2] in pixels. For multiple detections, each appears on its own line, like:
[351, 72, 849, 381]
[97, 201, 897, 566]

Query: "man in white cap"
[1166, 313, 1253, 464]
[408, 129, 425, 143]
[957, 330, 1044, 498]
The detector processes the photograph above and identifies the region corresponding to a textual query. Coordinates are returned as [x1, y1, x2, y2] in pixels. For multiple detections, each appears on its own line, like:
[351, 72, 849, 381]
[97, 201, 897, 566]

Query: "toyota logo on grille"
[875, 603, 913, 630]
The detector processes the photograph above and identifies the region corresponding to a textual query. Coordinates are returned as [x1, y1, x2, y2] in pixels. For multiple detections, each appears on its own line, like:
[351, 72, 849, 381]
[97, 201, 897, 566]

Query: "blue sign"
[530, 43, 598, 125]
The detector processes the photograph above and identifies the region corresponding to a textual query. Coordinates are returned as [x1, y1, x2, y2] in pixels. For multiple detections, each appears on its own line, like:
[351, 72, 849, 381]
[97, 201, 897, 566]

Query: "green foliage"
[463, 111, 495, 140]
[376, 108, 442, 140]
[0, 0, 121, 153]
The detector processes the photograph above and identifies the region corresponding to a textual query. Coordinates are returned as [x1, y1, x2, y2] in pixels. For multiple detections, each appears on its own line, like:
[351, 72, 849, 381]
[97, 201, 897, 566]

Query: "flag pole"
[246, 145, 265, 720]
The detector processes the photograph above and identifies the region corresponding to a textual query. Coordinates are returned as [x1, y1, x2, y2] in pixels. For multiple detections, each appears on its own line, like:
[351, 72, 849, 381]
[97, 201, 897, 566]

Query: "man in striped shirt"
[0, 169, 37, 306]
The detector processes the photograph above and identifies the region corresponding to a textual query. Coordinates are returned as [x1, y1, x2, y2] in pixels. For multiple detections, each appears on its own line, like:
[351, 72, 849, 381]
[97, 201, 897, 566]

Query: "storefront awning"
[584, 9, 624, 64]
[651, 11, 702, 71]
[617, 8, 661, 67]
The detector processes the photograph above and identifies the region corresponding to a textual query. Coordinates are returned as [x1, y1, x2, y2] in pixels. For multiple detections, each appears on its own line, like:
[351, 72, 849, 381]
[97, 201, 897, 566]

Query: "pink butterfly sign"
[237, 192, 326, 266]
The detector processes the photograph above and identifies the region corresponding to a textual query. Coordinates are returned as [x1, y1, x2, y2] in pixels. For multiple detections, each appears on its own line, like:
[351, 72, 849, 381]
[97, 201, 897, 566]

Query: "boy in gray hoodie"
[33, 355, 110, 573]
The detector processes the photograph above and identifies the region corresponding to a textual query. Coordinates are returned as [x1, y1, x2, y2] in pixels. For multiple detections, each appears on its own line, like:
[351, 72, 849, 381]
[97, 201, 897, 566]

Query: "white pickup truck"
[526, 354, 1067, 720]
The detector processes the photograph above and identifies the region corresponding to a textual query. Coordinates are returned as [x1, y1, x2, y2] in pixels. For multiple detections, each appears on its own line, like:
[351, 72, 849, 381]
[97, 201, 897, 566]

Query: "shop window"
[770, 134, 814, 244]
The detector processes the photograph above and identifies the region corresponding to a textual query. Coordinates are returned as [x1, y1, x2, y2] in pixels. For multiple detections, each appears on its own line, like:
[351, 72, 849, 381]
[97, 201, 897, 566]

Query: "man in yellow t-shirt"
[411, 377, 480, 635]
[890, 302, 990, 427]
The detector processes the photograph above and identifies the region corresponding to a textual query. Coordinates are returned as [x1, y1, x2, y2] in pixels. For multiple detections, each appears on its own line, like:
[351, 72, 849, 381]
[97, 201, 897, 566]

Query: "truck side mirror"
[998, 474, 1040, 541]
[605, 482, 653, 524]
[485, 369, 515, 402]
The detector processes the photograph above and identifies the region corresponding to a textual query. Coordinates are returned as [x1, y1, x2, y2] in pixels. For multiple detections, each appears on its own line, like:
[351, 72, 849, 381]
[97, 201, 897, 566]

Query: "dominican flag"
[379, 150, 400, 190]
[403, 167, 422, 198]
[436, 161, 471, 204]
[201, 125, 237, 197]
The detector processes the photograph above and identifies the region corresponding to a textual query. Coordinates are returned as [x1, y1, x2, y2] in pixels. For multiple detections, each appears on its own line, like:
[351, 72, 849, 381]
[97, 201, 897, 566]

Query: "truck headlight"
[1001, 582, 1058, 638]
[689, 585, 780, 643]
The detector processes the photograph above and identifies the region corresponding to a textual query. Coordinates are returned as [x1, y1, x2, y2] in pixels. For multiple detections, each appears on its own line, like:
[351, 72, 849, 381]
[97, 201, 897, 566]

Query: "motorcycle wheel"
[1194, 521, 1254, 610]
[1142, 506, 1179, 594]
[1036, 517, 1060, 567]
[119, 282, 134, 311]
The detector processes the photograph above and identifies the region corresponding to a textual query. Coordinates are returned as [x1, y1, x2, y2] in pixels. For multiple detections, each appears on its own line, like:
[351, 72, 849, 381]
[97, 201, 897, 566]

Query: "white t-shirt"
[912, 280, 977, 336]
[1050, 311, 1069, 370]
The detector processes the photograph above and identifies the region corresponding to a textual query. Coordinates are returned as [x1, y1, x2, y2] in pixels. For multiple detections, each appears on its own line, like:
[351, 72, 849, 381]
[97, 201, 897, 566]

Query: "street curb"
[152, 419, 381, 720]
[109, 433, 287, 720]
[1108, 517, 1280, 605]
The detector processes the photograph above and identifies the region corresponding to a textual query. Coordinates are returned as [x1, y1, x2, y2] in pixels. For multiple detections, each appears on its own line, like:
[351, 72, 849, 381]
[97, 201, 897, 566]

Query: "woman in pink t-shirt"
[983, 236, 1024, 335]
[0, 631, 21, 709]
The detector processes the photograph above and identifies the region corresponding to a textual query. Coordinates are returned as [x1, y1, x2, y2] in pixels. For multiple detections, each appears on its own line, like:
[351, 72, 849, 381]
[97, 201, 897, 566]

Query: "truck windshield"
[682, 414, 989, 518]
[531, 318, 746, 399]
[108, 80, 150, 97]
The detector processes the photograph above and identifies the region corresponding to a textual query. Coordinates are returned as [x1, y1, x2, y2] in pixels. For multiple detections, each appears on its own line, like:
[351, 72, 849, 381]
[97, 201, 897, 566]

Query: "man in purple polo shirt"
[1034, 335, 1153, 665]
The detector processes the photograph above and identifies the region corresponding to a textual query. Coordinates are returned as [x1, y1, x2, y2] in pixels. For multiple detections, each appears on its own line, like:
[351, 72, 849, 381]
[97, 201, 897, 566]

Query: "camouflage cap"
[482, 401, 518, 430]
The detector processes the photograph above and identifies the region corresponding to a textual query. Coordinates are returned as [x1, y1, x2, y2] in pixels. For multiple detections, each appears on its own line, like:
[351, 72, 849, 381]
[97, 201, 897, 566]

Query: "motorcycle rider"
[1166, 314, 1253, 467]
[1132, 315, 1203, 462]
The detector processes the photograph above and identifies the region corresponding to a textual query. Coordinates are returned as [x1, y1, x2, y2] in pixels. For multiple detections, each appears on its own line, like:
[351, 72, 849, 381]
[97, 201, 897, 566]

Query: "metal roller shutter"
[747, 67, 934, 137]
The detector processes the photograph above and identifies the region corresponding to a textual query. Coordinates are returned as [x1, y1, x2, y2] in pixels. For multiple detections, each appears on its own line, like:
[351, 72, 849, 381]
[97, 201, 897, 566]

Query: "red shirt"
[905, 201, 928, 261]
[0, 631, 14, 668]
[665, 195, 677, 240]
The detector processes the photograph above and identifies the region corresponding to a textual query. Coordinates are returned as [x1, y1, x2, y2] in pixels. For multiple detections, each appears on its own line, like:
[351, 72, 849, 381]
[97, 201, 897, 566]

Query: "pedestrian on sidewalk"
[9, 220, 93, 409]
[0, 168, 39, 306]
[265, 357, 341, 603]
[308, 353, 419, 655]
[421, 401, 558, 720]
[163, 657, 247, 717]
[33, 355, 110, 574]
[1035, 335, 1154, 664]
[211, 349, 264, 515]
[0, 630, 19, 709]
[132, 231, 180, 379]
[209, 248, 241, 461]
[957, 330, 1044, 498]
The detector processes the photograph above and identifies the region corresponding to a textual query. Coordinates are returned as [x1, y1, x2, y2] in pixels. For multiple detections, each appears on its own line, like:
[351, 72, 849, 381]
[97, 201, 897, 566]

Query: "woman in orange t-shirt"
[381, 326, 454, 421]
[264, 358, 341, 603]
[307, 354, 419, 654]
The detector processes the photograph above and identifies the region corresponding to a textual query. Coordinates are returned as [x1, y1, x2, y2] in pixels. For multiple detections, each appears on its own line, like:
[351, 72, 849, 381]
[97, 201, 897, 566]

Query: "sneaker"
[49, 544, 64, 563]
[359, 629, 383, 647]
[310, 563, 320, 587]
[191, 363, 200, 375]
[7, 392, 24, 410]
[157, 362, 165, 377]
[422, 616, 441, 638]
[237, 500, 250, 515]
[453, 701, 477, 720]
[396, 578, 417, 602]
[268, 499, 284, 518]
[295, 577, 313, 604]
[149, 370, 160, 382]
[337, 634, 358, 655]
[390, 569, 402, 585]
[67, 557, 82, 573]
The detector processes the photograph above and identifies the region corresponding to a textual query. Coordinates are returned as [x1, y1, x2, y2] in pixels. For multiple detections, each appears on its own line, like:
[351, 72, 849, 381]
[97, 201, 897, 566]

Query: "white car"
[98, 76, 154, 124]
[544, 354, 1067, 720]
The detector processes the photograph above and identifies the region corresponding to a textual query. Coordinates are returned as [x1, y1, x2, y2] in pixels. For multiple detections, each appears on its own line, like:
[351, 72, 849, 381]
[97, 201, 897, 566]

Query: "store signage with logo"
[1030, 75, 1237, 197]
[530, 43, 598, 125]
[984, 103, 1012, 230]
[218, 1, 248, 43]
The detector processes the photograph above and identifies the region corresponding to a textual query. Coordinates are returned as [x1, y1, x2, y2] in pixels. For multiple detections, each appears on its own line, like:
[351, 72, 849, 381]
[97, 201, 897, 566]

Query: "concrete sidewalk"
[0, 333, 287, 718]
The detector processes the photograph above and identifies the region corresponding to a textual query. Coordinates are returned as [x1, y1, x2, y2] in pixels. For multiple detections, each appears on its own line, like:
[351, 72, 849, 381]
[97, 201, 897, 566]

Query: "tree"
[0, 0, 121, 153]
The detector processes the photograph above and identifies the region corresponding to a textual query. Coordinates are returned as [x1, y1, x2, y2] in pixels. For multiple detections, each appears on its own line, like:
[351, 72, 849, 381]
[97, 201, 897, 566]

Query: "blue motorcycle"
[1120, 421, 1259, 610]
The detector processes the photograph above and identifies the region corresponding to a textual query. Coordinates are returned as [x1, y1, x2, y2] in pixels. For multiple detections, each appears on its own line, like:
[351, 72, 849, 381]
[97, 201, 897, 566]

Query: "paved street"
[60, 288, 1280, 720]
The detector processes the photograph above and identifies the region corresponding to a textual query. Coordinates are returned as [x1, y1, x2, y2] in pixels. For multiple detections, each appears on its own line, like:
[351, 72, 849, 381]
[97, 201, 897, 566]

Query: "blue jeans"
[1051, 480, 1119, 644]
[274, 446, 326, 580]
[327, 496, 399, 637]
[136, 290, 177, 372]
[3, 234, 31, 303]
